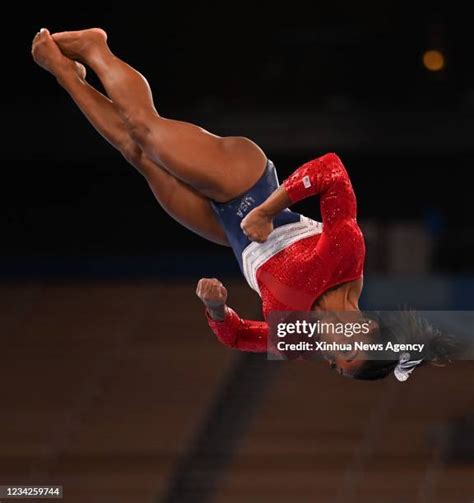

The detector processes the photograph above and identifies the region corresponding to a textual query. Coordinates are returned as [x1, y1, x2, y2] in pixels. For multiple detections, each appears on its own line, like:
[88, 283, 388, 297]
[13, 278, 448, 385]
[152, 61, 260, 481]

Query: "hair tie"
[394, 352, 423, 382]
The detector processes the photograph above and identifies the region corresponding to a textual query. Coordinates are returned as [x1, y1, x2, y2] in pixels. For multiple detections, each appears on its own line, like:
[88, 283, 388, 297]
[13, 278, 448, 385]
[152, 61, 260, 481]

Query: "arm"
[241, 153, 357, 242]
[196, 278, 269, 352]
[206, 307, 269, 352]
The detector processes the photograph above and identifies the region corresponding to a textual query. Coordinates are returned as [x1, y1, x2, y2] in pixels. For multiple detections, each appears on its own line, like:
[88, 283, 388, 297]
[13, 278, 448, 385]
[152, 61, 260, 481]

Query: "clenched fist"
[196, 278, 228, 321]
[240, 206, 274, 243]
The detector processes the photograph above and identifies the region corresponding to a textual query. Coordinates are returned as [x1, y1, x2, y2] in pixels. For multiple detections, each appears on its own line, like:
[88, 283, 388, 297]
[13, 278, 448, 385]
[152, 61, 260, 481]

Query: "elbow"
[323, 152, 344, 167]
[321, 152, 348, 181]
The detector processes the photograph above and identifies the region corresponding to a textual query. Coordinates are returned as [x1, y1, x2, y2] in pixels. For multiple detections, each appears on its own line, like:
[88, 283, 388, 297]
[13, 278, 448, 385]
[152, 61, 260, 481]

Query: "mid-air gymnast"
[32, 28, 458, 381]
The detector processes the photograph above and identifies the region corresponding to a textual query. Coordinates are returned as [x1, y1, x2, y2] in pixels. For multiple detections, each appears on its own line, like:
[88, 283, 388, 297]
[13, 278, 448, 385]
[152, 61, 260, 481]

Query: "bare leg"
[32, 29, 229, 246]
[52, 28, 267, 202]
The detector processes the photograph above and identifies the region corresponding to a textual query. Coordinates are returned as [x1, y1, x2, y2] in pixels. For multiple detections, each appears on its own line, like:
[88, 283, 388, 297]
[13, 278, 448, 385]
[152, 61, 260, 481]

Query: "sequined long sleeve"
[205, 307, 269, 352]
[282, 153, 357, 229]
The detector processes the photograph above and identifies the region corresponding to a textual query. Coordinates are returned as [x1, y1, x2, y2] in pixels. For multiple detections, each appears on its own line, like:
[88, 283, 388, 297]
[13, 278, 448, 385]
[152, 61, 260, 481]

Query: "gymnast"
[31, 28, 459, 381]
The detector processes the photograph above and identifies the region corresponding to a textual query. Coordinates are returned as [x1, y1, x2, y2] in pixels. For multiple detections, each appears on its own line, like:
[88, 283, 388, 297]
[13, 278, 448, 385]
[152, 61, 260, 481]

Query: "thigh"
[137, 116, 267, 202]
[134, 152, 229, 246]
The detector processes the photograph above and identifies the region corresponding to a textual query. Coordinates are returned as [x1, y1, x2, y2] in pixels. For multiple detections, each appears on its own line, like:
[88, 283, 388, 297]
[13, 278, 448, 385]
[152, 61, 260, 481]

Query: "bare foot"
[52, 28, 108, 62]
[31, 28, 78, 78]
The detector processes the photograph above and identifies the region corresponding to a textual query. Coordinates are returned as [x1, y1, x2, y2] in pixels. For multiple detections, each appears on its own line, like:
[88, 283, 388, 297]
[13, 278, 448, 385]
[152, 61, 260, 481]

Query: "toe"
[33, 29, 44, 43]
[34, 28, 51, 45]
[39, 28, 50, 38]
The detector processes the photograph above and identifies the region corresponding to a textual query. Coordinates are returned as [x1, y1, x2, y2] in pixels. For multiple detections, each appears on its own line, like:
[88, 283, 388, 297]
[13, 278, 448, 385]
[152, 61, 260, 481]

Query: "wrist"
[207, 304, 227, 322]
[258, 186, 290, 218]
[257, 203, 276, 219]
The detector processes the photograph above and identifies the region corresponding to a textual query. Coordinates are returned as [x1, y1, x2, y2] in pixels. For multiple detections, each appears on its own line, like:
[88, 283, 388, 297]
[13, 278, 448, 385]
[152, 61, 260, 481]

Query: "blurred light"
[422, 49, 445, 72]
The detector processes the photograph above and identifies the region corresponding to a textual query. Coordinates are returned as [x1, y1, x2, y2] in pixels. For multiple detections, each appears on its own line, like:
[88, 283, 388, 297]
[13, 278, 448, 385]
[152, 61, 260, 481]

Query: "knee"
[124, 112, 152, 145]
[120, 140, 143, 166]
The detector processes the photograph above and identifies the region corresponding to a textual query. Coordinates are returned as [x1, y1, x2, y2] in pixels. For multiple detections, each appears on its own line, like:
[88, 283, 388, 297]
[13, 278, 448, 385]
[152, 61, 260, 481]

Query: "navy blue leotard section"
[210, 160, 301, 272]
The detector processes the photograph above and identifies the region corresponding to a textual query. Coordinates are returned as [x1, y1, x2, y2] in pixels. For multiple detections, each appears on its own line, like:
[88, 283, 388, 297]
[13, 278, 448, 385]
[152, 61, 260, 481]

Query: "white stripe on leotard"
[242, 215, 323, 296]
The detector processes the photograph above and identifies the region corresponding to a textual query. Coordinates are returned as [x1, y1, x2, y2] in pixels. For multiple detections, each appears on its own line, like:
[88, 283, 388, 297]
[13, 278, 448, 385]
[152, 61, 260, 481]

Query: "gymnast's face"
[318, 315, 379, 378]
[327, 349, 368, 378]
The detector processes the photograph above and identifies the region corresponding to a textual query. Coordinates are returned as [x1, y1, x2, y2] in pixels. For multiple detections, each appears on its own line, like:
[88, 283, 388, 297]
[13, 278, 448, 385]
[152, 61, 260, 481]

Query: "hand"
[32, 28, 83, 80]
[196, 278, 228, 319]
[240, 206, 274, 243]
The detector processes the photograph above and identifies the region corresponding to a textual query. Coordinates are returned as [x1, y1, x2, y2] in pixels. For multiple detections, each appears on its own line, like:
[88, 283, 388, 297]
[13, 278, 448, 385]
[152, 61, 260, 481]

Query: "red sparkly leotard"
[206, 153, 365, 352]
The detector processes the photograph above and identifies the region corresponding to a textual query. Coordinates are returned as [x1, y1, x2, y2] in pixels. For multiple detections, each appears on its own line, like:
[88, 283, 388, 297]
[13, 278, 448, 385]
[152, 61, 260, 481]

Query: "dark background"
[1, 7, 474, 503]
[3, 3, 474, 275]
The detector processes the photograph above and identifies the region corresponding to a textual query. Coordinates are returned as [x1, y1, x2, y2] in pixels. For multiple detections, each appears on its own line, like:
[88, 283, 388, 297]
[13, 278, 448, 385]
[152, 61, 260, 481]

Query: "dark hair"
[353, 310, 464, 381]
